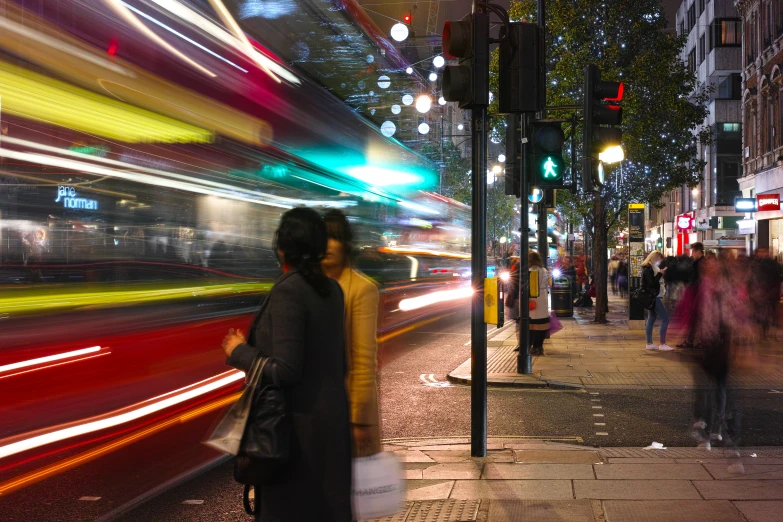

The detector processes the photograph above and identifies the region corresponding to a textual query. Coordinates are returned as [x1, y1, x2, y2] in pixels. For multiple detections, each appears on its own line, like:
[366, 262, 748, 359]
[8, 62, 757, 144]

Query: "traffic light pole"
[470, 106, 488, 458]
[538, 201, 547, 268]
[517, 114, 532, 375]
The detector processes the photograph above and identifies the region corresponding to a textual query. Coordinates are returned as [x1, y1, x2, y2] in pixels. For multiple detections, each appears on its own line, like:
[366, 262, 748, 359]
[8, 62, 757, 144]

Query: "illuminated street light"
[415, 95, 432, 113]
[598, 145, 624, 164]
[433, 55, 445, 68]
[499, 236, 507, 244]
[498, 154, 506, 163]
[428, 72, 438, 82]
[692, 187, 699, 196]
[391, 23, 409, 42]
[492, 164, 502, 174]
[457, 124, 464, 130]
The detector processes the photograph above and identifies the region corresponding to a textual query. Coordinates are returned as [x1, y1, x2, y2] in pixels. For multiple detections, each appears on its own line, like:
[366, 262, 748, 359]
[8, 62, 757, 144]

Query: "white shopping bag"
[351, 452, 405, 520]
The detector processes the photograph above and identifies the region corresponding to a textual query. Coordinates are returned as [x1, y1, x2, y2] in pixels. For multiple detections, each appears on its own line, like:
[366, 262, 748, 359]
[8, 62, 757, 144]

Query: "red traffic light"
[605, 82, 624, 102]
[403, 13, 411, 24]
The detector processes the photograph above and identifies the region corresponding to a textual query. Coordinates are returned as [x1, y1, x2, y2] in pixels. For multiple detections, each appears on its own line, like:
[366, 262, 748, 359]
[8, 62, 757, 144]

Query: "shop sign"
[757, 194, 781, 212]
[55, 186, 98, 210]
[734, 197, 757, 212]
[695, 218, 710, 230]
[737, 219, 756, 235]
[675, 214, 693, 231]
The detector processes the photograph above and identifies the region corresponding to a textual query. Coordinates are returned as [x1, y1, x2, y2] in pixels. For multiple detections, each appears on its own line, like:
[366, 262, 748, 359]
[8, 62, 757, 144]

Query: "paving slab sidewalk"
[448, 295, 783, 390]
[365, 437, 783, 522]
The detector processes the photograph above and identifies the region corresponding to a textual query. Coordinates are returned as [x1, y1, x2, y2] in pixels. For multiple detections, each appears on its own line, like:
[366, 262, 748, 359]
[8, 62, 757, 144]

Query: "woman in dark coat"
[222, 207, 353, 522]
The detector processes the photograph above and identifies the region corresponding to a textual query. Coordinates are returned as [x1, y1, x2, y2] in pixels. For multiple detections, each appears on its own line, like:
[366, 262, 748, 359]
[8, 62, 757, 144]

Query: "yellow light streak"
[0, 61, 212, 143]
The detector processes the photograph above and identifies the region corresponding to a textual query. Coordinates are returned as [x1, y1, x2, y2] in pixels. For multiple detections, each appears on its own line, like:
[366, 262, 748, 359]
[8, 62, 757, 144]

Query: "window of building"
[680, 20, 686, 37]
[700, 34, 706, 63]
[768, 97, 775, 152]
[711, 19, 742, 47]
[768, 2, 774, 44]
[722, 123, 741, 132]
[717, 74, 742, 99]
[699, 0, 705, 16]
[688, 48, 696, 74]
[688, 4, 696, 30]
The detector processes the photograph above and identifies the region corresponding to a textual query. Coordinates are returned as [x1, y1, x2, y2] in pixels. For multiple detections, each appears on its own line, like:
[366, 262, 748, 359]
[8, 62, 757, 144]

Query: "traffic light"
[582, 64, 623, 192]
[504, 114, 521, 197]
[403, 13, 411, 24]
[442, 13, 489, 109]
[532, 122, 565, 187]
[656, 237, 663, 250]
[497, 23, 544, 114]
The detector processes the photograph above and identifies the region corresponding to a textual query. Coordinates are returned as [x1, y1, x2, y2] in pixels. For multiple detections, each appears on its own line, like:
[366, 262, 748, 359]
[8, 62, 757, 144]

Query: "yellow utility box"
[484, 277, 505, 327]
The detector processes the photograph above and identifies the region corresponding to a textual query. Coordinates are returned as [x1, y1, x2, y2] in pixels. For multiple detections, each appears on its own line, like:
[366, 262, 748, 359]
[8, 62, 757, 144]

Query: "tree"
[490, 0, 711, 323]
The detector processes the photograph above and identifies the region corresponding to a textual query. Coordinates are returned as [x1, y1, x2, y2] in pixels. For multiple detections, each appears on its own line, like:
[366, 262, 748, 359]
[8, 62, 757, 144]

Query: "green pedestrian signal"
[532, 122, 565, 187]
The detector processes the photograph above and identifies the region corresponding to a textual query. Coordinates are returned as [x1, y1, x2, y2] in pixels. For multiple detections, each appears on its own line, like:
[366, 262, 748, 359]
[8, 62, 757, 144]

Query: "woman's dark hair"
[274, 207, 331, 297]
[323, 209, 354, 265]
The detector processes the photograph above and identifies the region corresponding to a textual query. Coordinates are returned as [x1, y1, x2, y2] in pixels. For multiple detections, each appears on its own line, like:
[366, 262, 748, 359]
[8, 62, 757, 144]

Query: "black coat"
[641, 265, 662, 297]
[228, 270, 353, 522]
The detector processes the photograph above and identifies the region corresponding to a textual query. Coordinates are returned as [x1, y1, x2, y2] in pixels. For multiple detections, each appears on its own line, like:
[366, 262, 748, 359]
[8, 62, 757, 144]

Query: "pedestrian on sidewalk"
[222, 208, 353, 522]
[609, 256, 619, 295]
[529, 250, 550, 356]
[322, 210, 382, 458]
[617, 258, 628, 298]
[676, 242, 704, 349]
[642, 251, 673, 351]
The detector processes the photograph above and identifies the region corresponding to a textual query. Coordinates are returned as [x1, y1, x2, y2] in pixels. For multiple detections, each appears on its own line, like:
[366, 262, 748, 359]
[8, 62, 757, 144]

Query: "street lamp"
[598, 145, 624, 164]
[492, 164, 502, 174]
[498, 154, 506, 163]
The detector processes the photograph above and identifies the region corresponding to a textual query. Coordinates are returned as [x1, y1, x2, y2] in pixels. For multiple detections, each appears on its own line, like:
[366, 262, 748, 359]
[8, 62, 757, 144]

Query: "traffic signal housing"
[582, 65, 623, 192]
[442, 13, 489, 109]
[504, 115, 522, 197]
[403, 13, 412, 24]
[532, 122, 565, 187]
[497, 23, 544, 114]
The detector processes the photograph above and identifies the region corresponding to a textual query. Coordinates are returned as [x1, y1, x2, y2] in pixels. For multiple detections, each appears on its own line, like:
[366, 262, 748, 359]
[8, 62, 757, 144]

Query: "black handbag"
[632, 287, 656, 310]
[234, 358, 291, 514]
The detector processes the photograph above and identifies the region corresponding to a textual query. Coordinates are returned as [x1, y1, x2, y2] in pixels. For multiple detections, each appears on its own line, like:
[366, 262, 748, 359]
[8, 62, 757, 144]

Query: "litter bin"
[551, 275, 573, 317]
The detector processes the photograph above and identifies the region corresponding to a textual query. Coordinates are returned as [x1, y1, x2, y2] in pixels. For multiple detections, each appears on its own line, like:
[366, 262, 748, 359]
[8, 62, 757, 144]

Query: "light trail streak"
[0, 346, 101, 375]
[0, 353, 111, 381]
[397, 287, 473, 312]
[0, 371, 244, 460]
[0, 392, 241, 497]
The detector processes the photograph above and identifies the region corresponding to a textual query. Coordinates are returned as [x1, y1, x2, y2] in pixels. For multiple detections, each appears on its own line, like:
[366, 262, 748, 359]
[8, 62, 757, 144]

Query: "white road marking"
[464, 340, 472, 346]
[593, 414, 604, 417]
[591, 406, 603, 409]
[591, 399, 600, 402]
[595, 423, 606, 426]
[595, 432, 609, 436]
[769, 390, 783, 394]
[182, 500, 204, 505]
[419, 373, 451, 388]
[79, 496, 101, 501]
[589, 392, 600, 395]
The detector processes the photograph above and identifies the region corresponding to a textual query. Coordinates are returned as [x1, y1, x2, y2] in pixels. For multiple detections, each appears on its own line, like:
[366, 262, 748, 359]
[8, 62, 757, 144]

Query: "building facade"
[647, 0, 745, 255]
[736, 0, 783, 260]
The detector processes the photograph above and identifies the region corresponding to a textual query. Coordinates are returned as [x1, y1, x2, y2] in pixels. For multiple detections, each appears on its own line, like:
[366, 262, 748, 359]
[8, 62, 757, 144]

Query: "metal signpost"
[628, 203, 645, 325]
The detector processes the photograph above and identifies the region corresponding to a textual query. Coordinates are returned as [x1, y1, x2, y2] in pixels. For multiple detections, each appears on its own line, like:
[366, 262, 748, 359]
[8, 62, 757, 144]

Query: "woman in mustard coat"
[322, 210, 382, 456]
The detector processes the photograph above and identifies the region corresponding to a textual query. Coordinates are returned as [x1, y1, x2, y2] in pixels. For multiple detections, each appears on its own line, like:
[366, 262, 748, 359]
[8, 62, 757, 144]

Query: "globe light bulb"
[498, 154, 506, 163]
[391, 23, 409, 42]
[428, 72, 437, 82]
[433, 56, 445, 68]
[438, 96, 446, 105]
[405, 67, 413, 74]
[415, 95, 432, 114]
[418, 122, 430, 135]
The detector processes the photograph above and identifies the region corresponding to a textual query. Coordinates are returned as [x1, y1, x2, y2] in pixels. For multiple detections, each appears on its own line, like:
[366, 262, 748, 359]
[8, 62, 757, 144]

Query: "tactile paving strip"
[487, 500, 595, 522]
[407, 499, 480, 522]
[486, 346, 518, 374]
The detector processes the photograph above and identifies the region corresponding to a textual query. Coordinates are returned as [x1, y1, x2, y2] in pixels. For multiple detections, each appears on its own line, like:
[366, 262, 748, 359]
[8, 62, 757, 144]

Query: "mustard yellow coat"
[337, 267, 382, 456]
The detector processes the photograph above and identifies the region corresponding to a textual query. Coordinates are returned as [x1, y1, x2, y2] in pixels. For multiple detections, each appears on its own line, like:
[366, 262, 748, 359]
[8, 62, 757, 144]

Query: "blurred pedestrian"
[557, 254, 577, 294]
[609, 256, 619, 295]
[677, 242, 704, 349]
[222, 207, 352, 522]
[529, 251, 550, 355]
[642, 251, 673, 351]
[617, 258, 628, 298]
[322, 210, 382, 457]
[750, 247, 781, 339]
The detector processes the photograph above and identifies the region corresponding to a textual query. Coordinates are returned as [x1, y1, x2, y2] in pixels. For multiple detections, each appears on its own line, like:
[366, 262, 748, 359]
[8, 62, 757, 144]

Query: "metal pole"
[538, 199, 547, 268]
[517, 114, 532, 374]
[470, 106, 488, 457]
[440, 116, 444, 194]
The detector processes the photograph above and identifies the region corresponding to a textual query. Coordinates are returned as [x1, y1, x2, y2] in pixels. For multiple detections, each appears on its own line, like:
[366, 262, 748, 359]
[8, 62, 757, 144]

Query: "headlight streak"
[0, 147, 293, 210]
[104, 0, 217, 78]
[147, 0, 299, 84]
[0, 352, 111, 381]
[398, 287, 473, 311]
[0, 347, 102, 375]
[0, 370, 245, 460]
[0, 136, 350, 209]
[120, 2, 248, 73]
